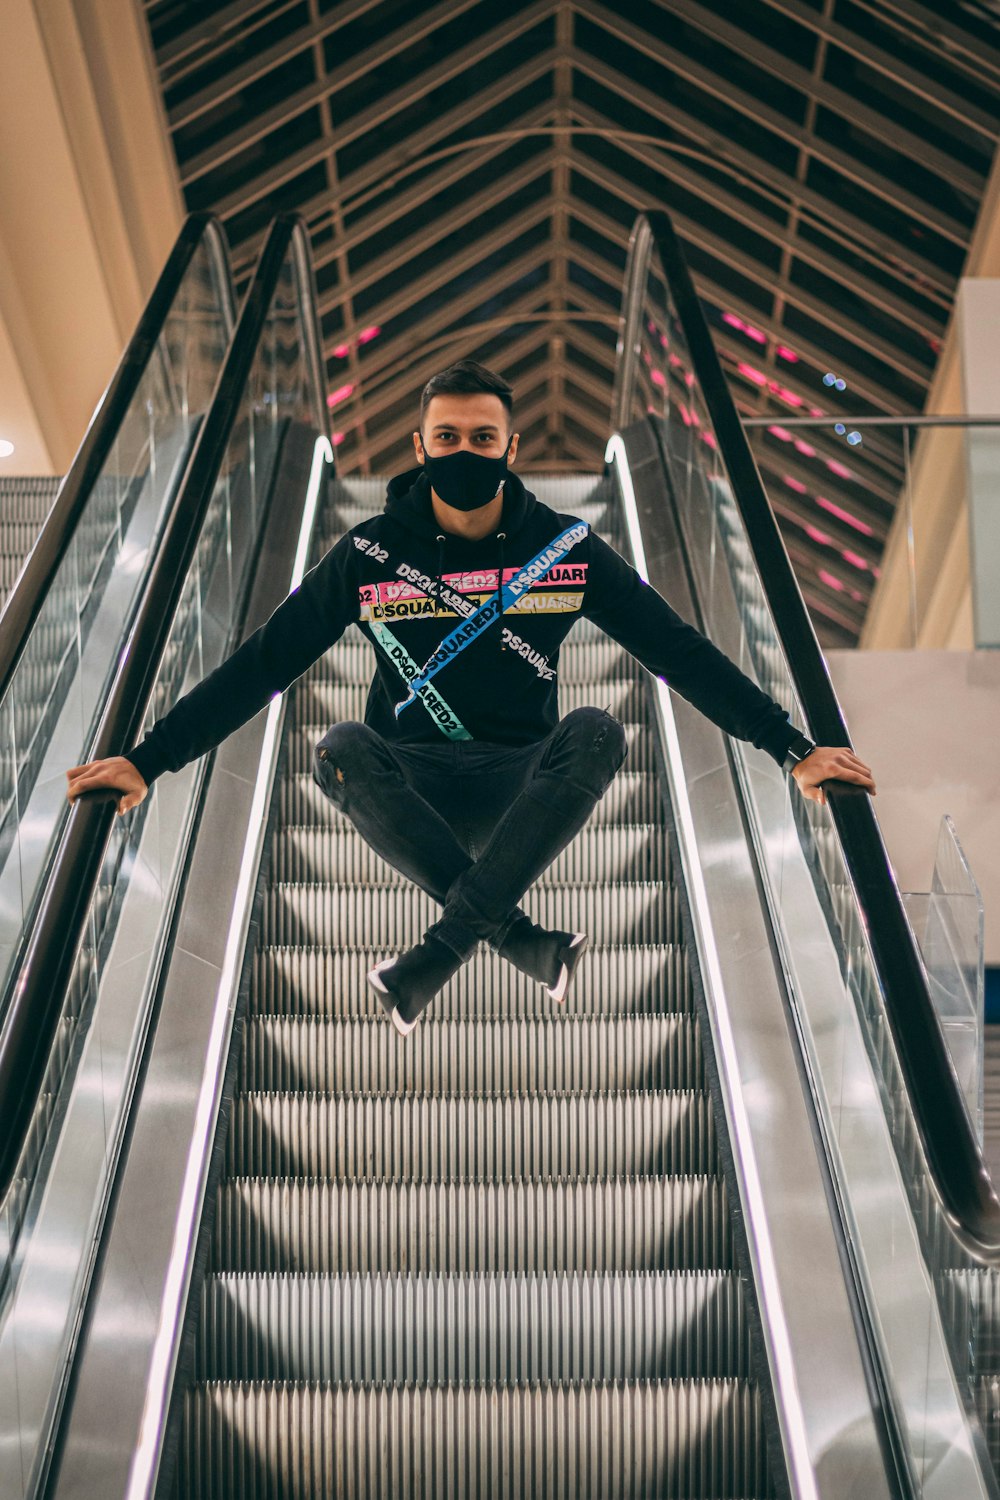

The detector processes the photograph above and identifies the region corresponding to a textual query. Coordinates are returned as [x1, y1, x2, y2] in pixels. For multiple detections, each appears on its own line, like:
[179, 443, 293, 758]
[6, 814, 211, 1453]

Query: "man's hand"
[791, 746, 876, 806]
[66, 757, 148, 817]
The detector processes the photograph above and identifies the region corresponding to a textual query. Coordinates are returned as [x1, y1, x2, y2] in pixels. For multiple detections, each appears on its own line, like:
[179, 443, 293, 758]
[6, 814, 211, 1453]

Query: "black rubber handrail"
[617, 209, 1000, 1251]
[0, 214, 329, 1202]
[0, 213, 234, 699]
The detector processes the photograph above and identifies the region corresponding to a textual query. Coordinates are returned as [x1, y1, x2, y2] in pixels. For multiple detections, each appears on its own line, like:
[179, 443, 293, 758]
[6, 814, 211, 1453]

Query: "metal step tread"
[175, 1377, 770, 1500]
[250, 944, 691, 1018]
[259, 881, 682, 947]
[236, 1017, 704, 1092]
[210, 1174, 732, 1273]
[225, 1089, 713, 1179]
[193, 1269, 749, 1382]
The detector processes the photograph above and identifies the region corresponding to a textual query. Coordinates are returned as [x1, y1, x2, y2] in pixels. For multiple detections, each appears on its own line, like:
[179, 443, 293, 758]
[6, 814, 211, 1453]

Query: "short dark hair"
[420, 360, 513, 427]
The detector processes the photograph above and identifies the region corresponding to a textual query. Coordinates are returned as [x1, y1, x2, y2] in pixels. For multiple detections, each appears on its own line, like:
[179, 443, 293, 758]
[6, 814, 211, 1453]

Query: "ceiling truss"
[145, 0, 1000, 646]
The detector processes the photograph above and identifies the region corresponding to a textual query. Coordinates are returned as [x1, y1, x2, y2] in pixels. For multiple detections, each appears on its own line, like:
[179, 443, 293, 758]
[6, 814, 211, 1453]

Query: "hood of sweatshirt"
[384, 465, 539, 639]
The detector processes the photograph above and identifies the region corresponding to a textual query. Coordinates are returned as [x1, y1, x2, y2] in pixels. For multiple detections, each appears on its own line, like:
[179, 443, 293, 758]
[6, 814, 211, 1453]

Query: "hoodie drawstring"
[435, 534, 445, 599]
[436, 530, 507, 651]
[496, 532, 506, 651]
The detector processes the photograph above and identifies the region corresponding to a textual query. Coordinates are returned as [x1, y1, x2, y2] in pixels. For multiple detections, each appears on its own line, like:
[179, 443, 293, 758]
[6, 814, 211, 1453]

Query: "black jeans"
[312, 706, 629, 961]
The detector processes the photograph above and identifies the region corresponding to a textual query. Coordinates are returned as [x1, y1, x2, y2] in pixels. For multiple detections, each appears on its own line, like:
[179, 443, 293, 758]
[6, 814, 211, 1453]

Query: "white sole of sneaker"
[367, 958, 418, 1036]
[547, 931, 589, 1004]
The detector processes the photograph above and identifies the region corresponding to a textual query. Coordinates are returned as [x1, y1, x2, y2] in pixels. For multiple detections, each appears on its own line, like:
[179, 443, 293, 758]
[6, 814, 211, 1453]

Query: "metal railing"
[0, 215, 328, 1205]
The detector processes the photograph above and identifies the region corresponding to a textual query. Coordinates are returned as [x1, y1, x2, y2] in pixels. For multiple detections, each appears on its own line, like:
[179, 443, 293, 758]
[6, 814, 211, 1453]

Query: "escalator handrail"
[0, 212, 235, 700]
[616, 208, 1000, 1251]
[0, 214, 329, 1204]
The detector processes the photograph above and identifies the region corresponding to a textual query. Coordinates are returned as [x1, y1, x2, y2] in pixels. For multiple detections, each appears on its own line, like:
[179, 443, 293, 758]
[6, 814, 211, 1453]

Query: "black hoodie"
[122, 466, 803, 787]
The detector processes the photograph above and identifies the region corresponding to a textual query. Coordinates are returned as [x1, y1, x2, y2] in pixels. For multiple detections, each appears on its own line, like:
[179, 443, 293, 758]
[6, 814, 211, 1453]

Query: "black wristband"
[782, 732, 818, 775]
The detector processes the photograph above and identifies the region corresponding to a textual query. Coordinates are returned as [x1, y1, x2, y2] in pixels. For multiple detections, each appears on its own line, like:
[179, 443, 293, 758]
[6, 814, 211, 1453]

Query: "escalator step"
[192, 1269, 749, 1381]
[261, 880, 681, 948]
[211, 1176, 731, 1274]
[226, 1088, 713, 1178]
[236, 1014, 703, 1093]
[250, 943, 691, 1018]
[174, 1377, 771, 1499]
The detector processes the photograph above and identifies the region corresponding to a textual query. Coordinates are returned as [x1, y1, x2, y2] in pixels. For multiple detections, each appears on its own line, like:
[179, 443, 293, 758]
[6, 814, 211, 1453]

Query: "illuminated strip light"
[605, 433, 818, 1500]
[126, 436, 334, 1500]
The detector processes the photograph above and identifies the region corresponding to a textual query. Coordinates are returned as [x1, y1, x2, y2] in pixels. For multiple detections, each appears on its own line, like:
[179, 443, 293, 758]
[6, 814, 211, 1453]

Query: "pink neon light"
[668, 352, 684, 369]
[701, 431, 718, 449]
[809, 406, 825, 417]
[818, 569, 845, 592]
[841, 549, 868, 570]
[794, 439, 816, 458]
[768, 425, 792, 442]
[826, 458, 852, 479]
[327, 383, 354, 408]
[332, 343, 350, 359]
[332, 431, 345, 445]
[776, 345, 800, 363]
[723, 311, 766, 344]
[678, 402, 692, 426]
[804, 525, 832, 545]
[358, 325, 381, 344]
[784, 474, 807, 493]
[774, 384, 803, 408]
[650, 368, 666, 389]
[739, 362, 767, 387]
[814, 496, 874, 536]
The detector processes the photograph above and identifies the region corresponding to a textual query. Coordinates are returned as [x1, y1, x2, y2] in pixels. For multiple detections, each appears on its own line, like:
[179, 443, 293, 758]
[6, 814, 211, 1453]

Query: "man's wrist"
[782, 731, 818, 775]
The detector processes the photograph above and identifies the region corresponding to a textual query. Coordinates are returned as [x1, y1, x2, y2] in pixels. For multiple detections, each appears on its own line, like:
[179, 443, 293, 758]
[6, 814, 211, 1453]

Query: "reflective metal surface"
[610, 426, 894, 1499]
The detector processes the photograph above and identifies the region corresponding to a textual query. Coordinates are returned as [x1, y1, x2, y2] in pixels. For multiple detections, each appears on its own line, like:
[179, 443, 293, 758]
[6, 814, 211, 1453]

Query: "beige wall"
[861, 149, 1000, 649]
[0, 0, 182, 476]
[828, 649, 1000, 964]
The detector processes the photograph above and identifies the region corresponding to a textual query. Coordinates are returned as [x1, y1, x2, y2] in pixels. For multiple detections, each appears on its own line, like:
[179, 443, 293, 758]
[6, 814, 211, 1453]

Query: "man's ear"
[413, 430, 425, 463]
[508, 430, 519, 463]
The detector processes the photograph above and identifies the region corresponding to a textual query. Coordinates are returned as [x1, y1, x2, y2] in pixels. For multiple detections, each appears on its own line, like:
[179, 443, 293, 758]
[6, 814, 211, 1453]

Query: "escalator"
[169, 468, 774, 1496]
[0, 478, 60, 608]
[6, 204, 1000, 1500]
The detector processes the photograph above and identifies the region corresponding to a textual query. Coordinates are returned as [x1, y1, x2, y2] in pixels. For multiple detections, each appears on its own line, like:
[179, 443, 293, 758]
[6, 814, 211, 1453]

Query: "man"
[66, 359, 876, 1036]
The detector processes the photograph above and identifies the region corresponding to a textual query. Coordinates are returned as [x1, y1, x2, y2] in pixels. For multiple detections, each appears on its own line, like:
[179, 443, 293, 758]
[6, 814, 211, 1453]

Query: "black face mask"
[419, 433, 513, 511]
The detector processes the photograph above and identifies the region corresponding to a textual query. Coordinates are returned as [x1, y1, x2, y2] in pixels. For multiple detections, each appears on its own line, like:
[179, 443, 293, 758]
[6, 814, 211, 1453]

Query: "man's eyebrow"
[432, 423, 500, 432]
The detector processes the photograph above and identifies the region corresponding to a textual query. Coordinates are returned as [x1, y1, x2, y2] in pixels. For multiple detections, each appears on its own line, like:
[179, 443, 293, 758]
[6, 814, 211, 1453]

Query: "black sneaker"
[367, 934, 463, 1035]
[495, 916, 589, 1005]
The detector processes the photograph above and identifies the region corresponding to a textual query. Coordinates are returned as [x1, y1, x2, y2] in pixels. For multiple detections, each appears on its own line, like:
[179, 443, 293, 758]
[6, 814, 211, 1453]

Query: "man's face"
[413, 393, 518, 464]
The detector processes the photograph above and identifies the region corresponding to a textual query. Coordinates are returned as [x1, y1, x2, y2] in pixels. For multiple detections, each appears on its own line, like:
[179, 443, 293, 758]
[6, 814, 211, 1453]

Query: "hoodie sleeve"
[582, 530, 802, 768]
[122, 530, 359, 787]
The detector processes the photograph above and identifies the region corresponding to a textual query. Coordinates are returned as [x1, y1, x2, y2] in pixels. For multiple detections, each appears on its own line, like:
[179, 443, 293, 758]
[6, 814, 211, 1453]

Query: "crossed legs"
[313, 708, 629, 1025]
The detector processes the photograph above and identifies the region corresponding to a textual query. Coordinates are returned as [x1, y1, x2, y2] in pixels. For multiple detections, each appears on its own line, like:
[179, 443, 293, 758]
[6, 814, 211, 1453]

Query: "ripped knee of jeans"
[315, 746, 345, 786]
